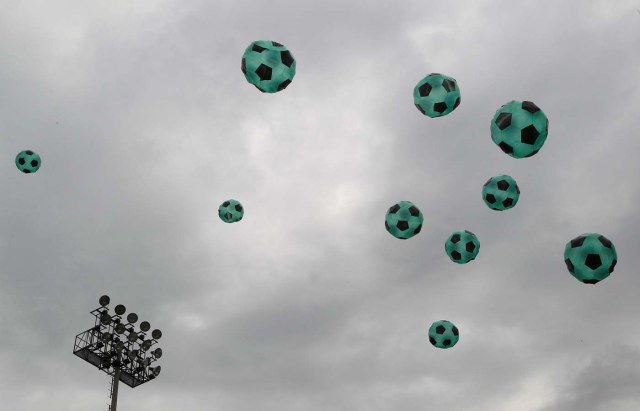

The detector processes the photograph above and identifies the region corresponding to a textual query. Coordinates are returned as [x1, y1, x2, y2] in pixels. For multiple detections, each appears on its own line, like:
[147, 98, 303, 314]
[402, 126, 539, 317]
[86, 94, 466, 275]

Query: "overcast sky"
[1, 1, 639, 410]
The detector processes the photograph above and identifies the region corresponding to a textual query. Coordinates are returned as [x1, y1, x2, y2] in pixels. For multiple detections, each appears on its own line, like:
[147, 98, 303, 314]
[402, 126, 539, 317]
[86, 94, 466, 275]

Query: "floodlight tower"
[73, 295, 163, 411]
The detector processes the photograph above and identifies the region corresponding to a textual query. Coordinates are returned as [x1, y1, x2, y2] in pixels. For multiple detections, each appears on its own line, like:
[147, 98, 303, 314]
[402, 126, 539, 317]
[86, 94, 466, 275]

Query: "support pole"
[111, 368, 121, 411]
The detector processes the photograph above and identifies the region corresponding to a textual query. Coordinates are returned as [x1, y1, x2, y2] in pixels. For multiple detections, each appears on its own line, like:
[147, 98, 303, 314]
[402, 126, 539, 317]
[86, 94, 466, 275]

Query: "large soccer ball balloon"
[445, 230, 480, 264]
[218, 199, 244, 223]
[413, 73, 461, 118]
[564, 233, 617, 284]
[241, 40, 296, 93]
[385, 201, 424, 240]
[482, 175, 520, 211]
[490, 100, 549, 158]
[15, 150, 41, 173]
[428, 320, 459, 349]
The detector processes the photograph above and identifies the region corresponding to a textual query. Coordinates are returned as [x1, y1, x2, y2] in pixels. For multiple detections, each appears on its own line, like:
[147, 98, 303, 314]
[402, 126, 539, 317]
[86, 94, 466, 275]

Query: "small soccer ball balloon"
[218, 199, 244, 223]
[482, 175, 520, 211]
[15, 150, 41, 173]
[241, 40, 296, 93]
[413, 73, 461, 118]
[564, 233, 617, 284]
[490, 100, 549, 158]
[428, 320, 459, 349]
[385, 201, 424, 240]
[445, 230, 480, 264]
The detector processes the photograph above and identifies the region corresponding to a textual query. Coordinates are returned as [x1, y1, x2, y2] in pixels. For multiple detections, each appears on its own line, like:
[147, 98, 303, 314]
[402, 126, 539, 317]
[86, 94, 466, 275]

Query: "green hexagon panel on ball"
[413, 73, 461, 118]
[241, 40, 296, 93]
[482, 175, 520, 211]
[385, 201, 424, 240]
[428, 320, 459, 349]
[15, 150, 42, 174]
[218, 199, 244, 223]
[445, 230, 480, 264]
[564, 233, 617, 284]
[490, 100, 549, 158]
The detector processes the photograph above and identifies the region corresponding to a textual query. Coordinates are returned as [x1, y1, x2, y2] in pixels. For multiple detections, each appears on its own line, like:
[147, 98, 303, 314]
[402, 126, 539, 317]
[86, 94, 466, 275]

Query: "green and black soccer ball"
[428, 320, 459, 349]
[482, 175, 520, 211]
[413, 73, 461, 118]
[445, 230, 480, 264]
[241, 40, 296, 93]
[15, 150, 41, 173]
[218, 199, 244, 223]
[385, 201, 424, 240]
[564, 233, 617, 284]
[490, 100, 549, 158]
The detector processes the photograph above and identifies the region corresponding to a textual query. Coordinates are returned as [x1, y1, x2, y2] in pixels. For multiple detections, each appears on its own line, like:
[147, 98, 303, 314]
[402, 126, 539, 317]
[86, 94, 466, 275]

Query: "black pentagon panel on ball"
[451, 234, 461, 243]
[254, 84, 266, 93]
[451, 250, 461, 260]
[277, 79, 292, 91]
[565, 258, 575, 273]
[418, 82, 432, 97]
[609, 259, 617, 273]
[465, 242, 476, 253]
[485, 193, 496, 204]
[225, 212, 232, 220]
[429, 73, 440, 76]
[498, 141, 514, 154]
[272, 41, 283, 47]
[443, 339, 452, 346]
[570, 236, 586, 248]
[26, 150, 34, 155]
[452, 326, 459, 336]
[502, 198, 514, 207]
[18, 158, 25, 165]
[584, 254, 602, 270]
[496, 180, 510, 190]
[255, 64, 272, 81]
[435, 325, 446, 334]
[241, 58, 246, 75]
[583, 279, 599, 284]
[396, 220, 409, 231]
[495, 112, 512, 130]
[524, 149, 540, 158]
[598, 235, 612, 248]
[429, 336, 437, 345]
[520, 125, 540, 145]
[385, 221, 390, 230]
[280, 50, 294, 67]
[415, 103, 426, 115]
[389, 204, 400, 214]
[414, 224, 422, 234]
[222, 201, 230, 207]
[408, 206, 420, 217]
[31, 160, 38, 167]
[483, 178, 492, 187]
[235, 204, 243, 212]
[464, 230, 475, 236]
[433, 102, 447, 113]
[442, 78, 456, 92]
[515, 184, 520, 194]
[453, 97, 461, 109]
[521, 101, 540, 113]
[252, 44, 267, 53]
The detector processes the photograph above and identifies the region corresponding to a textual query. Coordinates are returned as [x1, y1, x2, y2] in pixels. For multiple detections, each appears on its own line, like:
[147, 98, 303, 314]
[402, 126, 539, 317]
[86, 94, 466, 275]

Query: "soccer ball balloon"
[385, 201, 424, 240]
[428, 320, 459, 349]
[445, 230, 480, 264]
[218, 199, 244, 223]
[564, 233, 617, 284]
[15, 150, 41, 173]
[413, 73, 461, 118]
[490, 100, 549, 158]
[241, 40, 296, 93]
[482, 175, 520, 211]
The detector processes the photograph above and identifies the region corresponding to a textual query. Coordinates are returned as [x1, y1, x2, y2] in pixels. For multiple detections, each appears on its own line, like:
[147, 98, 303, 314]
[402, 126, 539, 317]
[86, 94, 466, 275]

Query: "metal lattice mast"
[73, 295, 163, 411]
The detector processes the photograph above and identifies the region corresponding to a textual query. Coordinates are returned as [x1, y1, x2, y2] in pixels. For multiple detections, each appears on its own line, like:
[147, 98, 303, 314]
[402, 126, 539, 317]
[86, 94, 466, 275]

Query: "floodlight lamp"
[127, 332, 138, 342]
[141, 340, 152, 351]
[151, 329, 162, 339]
[153, 348, 162, 358]
[127, 313, 138, 324]
[114, 305, 126, 315]
[100, 313, 111, 325]
[139, 321, 150, 332]
[99, 295, 110, 306]
[115, 341, 125, 352]
[150, 366, 161, 377]
[115, 324, 126, 334]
